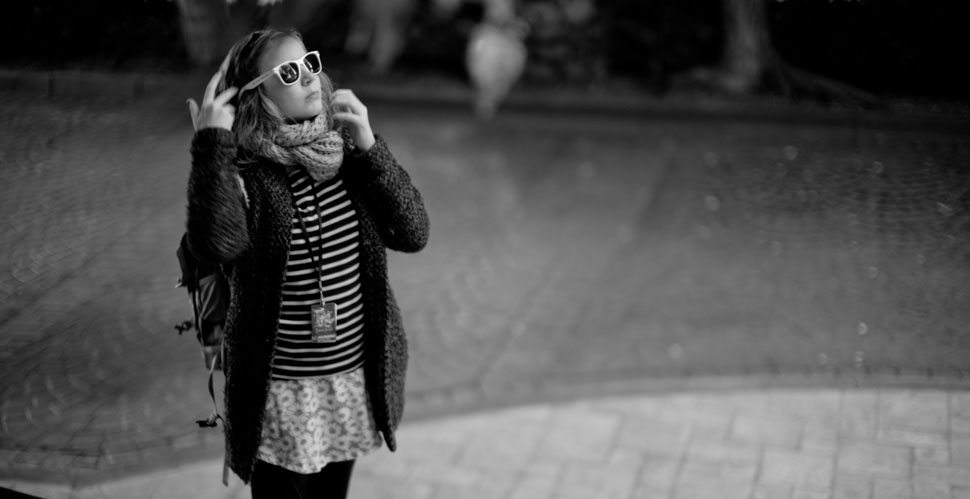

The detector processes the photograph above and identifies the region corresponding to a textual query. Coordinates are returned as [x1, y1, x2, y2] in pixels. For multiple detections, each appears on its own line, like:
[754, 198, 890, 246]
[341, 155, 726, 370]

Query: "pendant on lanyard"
[296, 186, 339, 343]
[310, 302, 338, 343]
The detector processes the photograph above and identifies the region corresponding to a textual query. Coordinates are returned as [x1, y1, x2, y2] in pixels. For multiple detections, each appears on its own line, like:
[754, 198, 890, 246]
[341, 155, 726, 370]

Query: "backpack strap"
[192, 322, 229, 487]
[195, 356, 223, 429]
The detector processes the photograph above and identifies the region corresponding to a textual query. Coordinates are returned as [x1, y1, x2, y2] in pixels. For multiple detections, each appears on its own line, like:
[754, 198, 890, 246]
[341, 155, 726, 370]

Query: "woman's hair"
[217, 29, 335, 160]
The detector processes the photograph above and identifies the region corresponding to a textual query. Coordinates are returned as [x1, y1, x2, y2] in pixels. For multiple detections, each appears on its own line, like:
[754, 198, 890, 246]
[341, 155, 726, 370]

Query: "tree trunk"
[174, 0, 232, 67]
[720, 0, 770, 94]
[710, 0, 881, 107]
[344, 0, 417, 74]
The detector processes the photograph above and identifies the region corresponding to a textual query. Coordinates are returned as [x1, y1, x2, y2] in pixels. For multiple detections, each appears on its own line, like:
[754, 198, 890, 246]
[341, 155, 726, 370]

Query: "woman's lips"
[306, 91, 320, 101]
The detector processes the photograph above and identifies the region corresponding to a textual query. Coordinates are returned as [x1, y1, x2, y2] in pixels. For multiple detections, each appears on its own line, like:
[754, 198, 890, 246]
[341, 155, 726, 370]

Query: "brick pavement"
[0, 91, 217, 482]
[1, 79, 969, 495]
[5, 387, 970, 498]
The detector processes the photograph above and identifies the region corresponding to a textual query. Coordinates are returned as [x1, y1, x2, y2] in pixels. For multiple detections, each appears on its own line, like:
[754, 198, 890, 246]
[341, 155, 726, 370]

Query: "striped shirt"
[271, 169, 366, 379]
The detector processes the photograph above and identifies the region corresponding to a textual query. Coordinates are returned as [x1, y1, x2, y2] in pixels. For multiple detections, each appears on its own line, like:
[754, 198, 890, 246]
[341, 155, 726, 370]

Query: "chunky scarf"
[258, 112, 344, 182]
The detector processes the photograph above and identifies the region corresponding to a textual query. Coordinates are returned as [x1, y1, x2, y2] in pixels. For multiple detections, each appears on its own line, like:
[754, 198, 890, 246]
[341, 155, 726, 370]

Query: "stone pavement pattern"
[5, 387, 970, 499]
[1, 77, 969, 493]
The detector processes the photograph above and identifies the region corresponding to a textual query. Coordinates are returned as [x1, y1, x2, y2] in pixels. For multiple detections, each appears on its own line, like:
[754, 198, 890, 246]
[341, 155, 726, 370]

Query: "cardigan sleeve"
[186, 127, 251, 263]
[344, 133, 429, 253]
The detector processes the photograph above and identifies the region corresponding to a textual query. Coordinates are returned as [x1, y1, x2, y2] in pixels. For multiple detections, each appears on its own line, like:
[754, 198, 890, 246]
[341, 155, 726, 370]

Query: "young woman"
[185, 28, 429, 498]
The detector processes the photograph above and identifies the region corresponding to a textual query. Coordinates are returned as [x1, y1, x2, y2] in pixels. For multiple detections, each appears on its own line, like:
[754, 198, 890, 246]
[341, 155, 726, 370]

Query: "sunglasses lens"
[303, 52, 322, 74]
[278, 62, 300, 84]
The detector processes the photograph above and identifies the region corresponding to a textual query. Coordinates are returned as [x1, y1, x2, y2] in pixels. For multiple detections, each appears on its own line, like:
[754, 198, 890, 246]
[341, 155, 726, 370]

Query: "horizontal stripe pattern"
[272, 169, 366, 379]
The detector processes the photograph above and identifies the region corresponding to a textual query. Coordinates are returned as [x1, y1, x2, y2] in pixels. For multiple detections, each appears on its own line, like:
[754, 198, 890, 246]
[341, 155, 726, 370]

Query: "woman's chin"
[305, 103, 325, 120]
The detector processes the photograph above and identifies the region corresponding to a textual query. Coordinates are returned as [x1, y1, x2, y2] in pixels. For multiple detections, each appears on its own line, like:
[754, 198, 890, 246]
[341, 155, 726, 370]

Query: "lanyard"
[294, 186, 327, 304]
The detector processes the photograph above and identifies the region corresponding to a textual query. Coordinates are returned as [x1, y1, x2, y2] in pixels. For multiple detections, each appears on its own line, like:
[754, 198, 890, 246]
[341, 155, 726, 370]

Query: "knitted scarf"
[258, 112, 344, 182]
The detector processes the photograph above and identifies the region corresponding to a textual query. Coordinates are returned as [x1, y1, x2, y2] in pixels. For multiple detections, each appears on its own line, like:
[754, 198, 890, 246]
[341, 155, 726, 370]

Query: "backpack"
[175, 233, 229, 428]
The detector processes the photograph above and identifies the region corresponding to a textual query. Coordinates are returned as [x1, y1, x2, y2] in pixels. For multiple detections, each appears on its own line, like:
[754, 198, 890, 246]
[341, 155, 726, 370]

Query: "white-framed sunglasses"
[239, 51, 322, 94]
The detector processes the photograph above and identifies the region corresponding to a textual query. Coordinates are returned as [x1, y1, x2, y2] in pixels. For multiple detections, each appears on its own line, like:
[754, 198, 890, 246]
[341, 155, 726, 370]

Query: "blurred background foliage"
[0, 0, 965, 101]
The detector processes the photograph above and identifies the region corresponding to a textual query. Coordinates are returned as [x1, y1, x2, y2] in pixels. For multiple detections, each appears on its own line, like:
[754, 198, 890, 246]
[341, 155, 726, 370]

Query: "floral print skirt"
[256, 366, 384, 474]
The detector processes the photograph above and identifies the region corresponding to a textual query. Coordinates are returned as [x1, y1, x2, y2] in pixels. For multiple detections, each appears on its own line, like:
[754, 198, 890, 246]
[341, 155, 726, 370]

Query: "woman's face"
[258, 37, 324, 123]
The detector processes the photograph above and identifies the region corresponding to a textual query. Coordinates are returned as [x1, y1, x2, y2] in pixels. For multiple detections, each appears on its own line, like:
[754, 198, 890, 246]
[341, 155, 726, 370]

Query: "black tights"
[251, 459, 356, 499]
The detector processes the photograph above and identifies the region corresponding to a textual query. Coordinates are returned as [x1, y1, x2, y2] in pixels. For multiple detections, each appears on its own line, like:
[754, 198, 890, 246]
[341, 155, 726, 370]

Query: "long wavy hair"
[216, 29, 336, 163]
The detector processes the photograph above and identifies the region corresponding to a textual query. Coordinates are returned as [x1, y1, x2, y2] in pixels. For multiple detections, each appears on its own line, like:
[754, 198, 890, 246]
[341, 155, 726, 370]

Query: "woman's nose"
[301, 67, 314, 86]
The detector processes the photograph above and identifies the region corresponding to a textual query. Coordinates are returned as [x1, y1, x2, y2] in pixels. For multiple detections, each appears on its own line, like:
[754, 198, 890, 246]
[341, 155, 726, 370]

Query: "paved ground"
[0, 71, 969, 498]
[6, 387, 970, 499]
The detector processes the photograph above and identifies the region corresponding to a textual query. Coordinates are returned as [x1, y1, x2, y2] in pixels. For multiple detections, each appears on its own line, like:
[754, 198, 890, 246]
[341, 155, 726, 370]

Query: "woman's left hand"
[332, 89, 376, 153]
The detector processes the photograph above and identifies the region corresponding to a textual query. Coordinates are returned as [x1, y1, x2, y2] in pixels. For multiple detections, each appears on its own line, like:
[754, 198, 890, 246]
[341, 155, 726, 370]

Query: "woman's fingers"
[332, 89, 355, 101]
[333, 94, 364, 112]
[213, 86, 239, 107]
[332, 89, 367, 116]
[189, 73, 236, 132]
[332, 112, 363, 126]
[187, 98, 200, 131]
[333, 89, 375, 150]
[203, 71, 222, 104]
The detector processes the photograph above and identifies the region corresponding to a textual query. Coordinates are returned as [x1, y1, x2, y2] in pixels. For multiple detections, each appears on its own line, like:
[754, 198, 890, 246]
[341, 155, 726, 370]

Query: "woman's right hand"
[187, 71, 238, 132]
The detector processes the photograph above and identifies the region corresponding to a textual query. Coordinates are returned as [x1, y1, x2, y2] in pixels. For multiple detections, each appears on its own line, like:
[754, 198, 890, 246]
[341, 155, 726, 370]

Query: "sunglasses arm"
[240, 71, 274, 94]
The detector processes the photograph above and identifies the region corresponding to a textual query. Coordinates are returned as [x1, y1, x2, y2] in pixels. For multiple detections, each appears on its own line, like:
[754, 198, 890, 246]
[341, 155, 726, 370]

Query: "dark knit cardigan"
[186, 126, 429, 484]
